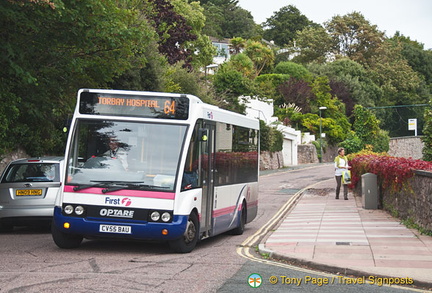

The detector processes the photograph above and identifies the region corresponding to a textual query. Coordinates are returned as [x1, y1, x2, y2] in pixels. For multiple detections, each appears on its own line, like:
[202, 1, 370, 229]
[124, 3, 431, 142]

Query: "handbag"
[342, 170, 351, 184]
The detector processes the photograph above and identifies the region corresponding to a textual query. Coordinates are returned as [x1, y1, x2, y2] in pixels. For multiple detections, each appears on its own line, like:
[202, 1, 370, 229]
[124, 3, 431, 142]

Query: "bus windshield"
[66, 119, 187, 192]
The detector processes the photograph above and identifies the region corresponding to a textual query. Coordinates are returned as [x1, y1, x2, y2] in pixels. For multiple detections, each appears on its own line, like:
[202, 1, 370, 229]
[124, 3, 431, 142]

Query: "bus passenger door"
[199, 123, 215, 238]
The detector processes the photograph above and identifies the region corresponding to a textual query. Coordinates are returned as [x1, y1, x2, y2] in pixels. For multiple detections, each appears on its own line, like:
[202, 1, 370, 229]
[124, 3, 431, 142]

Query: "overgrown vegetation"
[349, 153, 432, 192]
[259, 121, 283, 152]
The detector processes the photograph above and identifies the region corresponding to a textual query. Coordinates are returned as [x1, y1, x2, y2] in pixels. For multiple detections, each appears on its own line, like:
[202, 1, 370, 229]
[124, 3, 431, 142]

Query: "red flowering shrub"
[350, 154, 432, 192]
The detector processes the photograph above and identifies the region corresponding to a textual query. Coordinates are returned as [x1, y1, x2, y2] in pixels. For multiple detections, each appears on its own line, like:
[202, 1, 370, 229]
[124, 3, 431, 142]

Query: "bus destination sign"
[79, 92, 189, 120]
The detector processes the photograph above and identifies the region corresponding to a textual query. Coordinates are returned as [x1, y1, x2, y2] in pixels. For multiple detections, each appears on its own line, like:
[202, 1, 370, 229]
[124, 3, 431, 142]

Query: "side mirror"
[198, 128, 209, 142]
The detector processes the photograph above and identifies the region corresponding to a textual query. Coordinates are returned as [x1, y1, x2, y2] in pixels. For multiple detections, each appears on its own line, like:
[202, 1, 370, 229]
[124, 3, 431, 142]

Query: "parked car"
[0, 157, 64, 230]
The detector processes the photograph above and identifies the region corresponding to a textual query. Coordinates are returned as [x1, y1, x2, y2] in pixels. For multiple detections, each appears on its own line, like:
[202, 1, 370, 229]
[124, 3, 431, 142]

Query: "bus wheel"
[51, 222, 83, 249]
[169, 212, 199, 253]
[230, 202, 246, 235]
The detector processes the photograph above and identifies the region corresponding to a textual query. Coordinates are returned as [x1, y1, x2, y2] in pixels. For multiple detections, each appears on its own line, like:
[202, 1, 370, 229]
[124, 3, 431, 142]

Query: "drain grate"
[336, 242, 351, 246]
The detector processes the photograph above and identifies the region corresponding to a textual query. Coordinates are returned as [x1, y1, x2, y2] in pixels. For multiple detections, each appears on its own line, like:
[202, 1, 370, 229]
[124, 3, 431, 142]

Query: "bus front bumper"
[52, 207, 188, 241]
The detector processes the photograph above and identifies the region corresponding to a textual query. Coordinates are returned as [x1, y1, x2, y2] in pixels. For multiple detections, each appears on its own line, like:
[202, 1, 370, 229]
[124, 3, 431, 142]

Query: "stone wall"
[381, 170, 432, 232]
[297, 144, 318, 164]
[297, 144, 339, 164]
[322, 145, 339, 163]
[0, 149, 29, 175]
[388, 136, 423, 159]
[260, 151, 284, 170]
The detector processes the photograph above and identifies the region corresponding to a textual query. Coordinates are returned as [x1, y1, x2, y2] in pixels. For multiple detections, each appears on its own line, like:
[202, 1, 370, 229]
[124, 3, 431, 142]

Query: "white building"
[242, 96, 301, 166]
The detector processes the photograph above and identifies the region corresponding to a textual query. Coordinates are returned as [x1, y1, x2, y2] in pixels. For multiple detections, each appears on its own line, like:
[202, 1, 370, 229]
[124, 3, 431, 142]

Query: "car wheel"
[169, 212, 199, 253]
[51, 222, 83, 249]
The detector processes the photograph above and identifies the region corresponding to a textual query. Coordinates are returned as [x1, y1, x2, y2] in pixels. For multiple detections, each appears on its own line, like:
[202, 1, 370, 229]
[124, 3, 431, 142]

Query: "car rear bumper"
[0, 205, 54, 219]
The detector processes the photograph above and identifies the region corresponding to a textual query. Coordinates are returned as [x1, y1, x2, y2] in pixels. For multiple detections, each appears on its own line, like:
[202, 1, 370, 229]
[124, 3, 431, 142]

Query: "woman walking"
[334, 147, 351, 200]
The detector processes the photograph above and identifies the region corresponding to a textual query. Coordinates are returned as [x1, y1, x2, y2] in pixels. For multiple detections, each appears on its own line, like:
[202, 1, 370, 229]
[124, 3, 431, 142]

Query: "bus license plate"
[99, 224, 131, 234]
[16, 189, 43, 196]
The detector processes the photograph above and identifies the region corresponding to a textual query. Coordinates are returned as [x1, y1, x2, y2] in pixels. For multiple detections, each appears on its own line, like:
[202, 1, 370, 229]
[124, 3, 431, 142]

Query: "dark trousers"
[335, 175, 348, 199]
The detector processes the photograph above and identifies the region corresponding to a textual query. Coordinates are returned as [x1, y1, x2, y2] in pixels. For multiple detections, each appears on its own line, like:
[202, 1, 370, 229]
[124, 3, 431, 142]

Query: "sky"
[237, 0, 432, 49]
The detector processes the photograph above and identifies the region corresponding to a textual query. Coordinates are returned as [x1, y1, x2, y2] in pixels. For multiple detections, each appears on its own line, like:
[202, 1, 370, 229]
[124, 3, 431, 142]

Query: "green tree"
[339, 131, 363, 154]
[309, 76, 351, 144]
[307, 59, 383, 109]
[253, 74, 290, 100]
[244, 40, 275, 77]
[278, 78, 314, 112]
[422, 102, 432, 161]
[274, 61, 312, 81]
[200, 0, 260, 39]
[200, 2, 224, 38]
[259, 120, 283, 152]
[146, 0, 198, 70]
[325, 12, 385, 65]
[277, 76, 351, 145]
[171, 0, 216, 69]
[262, 5, 314, 47]
[164, 63, 216, 104]
[368, 40, 423, 105]
[291, 25, 333, 64]
[222, 5, 260, 39]
[212, 64, 252, 113]
[349, 105, 389, 152]
[1, 0, 155, 155]
[391, 33, 432, 93]
[229, 37, 246, 55]
[227, 53, 256, 78]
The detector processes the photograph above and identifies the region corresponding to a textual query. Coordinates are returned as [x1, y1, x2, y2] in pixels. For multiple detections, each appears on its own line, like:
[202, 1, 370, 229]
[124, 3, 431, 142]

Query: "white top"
[335, 156, 348, 176]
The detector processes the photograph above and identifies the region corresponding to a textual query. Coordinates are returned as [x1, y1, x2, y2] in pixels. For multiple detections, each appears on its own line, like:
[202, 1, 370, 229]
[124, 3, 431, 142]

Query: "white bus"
[52, 89, 259, 253]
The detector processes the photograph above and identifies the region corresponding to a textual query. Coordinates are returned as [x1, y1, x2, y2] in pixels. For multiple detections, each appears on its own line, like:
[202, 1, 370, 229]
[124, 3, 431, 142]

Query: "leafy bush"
[274, 61, 312, 81]
[259, 120, 283, 152]
[422, 106, 432, 161]
[350, 153, 432, 192]
[350, 105, 390, 153]
[339, 132, 363, 154]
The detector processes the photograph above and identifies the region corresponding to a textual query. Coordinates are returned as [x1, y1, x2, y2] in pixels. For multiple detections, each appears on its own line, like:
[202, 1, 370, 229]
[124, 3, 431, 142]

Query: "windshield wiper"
[71, 181, 169, 193]
[72, 181, 142, 192]
[72, 183, 102, 192]
[96, 181, 145, 194]
[101, 183, 169, 194]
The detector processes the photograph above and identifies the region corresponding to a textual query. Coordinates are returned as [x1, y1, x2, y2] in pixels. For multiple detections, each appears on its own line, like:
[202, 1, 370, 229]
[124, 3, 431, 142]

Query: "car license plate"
[16, 189, 43, 196]
[99, 224, 131, 234]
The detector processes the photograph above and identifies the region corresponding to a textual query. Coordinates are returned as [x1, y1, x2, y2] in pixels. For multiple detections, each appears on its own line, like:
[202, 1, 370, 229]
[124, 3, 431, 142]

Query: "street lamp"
[319, 106, 327, 163]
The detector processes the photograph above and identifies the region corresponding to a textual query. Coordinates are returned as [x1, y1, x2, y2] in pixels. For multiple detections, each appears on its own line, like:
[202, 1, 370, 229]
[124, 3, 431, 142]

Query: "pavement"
[259, 176, 432, 290]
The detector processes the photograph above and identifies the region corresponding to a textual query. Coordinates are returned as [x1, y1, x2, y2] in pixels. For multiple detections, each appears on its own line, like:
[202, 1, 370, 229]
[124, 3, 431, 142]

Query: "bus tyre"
[51, 222, 83, 249]
[169, 212, 199, 253]
[230, 203, 246, 235]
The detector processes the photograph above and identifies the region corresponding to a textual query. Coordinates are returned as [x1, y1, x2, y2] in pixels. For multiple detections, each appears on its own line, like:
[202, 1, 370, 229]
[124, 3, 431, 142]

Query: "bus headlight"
[161, 212, 171, 222]
[150, 211, 160, 221]
[75, 205, 85, 216]
[64, 205, 74, 215]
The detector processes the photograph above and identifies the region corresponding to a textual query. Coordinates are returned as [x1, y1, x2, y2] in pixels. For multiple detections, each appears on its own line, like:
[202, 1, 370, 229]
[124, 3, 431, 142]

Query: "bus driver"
[104, 136, 128, 170]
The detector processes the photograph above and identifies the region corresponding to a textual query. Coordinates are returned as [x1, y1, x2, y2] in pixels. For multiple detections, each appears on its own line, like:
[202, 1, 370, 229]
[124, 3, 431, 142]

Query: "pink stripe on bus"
[63, 185, 175, 199]
[212, 200, 258, 218]
[212, 206, 236, 218]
